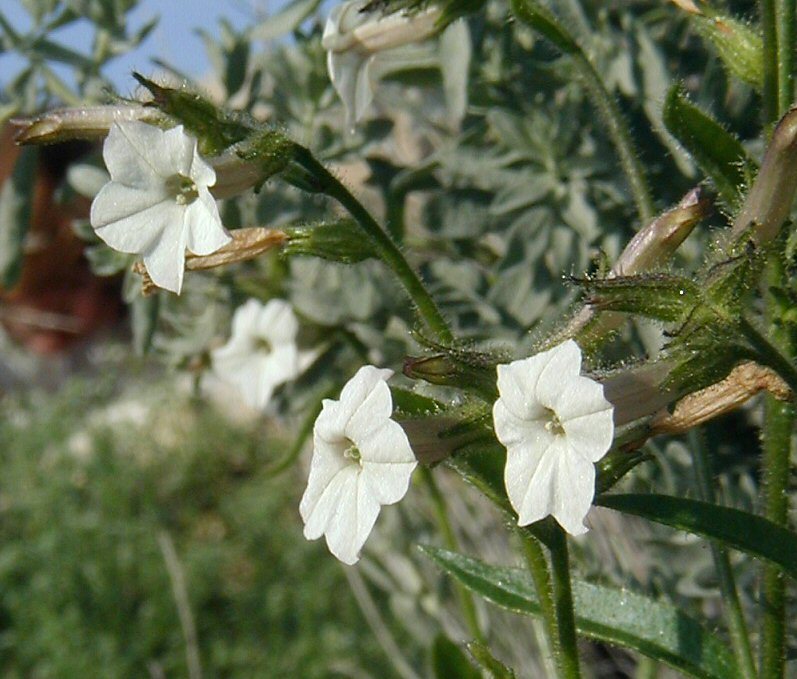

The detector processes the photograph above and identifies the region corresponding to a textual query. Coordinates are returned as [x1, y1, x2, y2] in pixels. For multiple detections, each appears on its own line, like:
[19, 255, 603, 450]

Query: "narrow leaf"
[467, 641, 516, 678]
[431, 635, 481, 679]
[663, 85, 752, 208]
[249, 0, 323, 41]
[597, 494, 797, 580]
[422, 547, 739, 679]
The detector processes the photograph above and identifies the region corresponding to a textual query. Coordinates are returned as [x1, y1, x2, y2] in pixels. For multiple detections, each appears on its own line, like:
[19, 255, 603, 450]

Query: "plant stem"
[545, 525, 582, 679]
[739, 316, 797, 394]
[775, 0, 794, 117]
[521, 533, 564, 676]
[761, 0, 779, 124]
[419, 467, 486, 644]
[759, 397, 793, 678]
[292, 145, 453, 344]
[688, 431, 757, 679]
[510, 0, 655, 224]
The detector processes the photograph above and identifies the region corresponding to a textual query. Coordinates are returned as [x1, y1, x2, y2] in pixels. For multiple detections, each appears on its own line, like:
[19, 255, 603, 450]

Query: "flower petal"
[534, 339, 582, 408]
[182, 188, 229, 255]
[90, 181, 170, 235]
[255, 299, 299, 346]
[504, 435, 564, 526]
[92, 197, 183, 254]
[102, 121, 168, 188]
[493, 398, 549, 449]
[346, 377, 394, 443]
[323, 471, 382, 565]
[551, 447, 595, 535]
[496, 360, 549, 421]
[141, 220, 189, 294]
[317, 365, 393, 440]
[159, 124, 196, 178]
[359, 424, 416, 504]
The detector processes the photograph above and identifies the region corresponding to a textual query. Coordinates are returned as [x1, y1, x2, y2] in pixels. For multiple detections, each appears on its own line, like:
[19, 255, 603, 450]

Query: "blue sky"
[1, 0, 266, 91]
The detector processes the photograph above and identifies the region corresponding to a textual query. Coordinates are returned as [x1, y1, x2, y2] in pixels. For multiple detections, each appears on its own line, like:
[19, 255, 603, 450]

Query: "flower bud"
[283, 219, 376, 264]
[403, 353, 498, 400]
[731, 107, 797, 245]
[12, 105, 161, 145]
[560, 188, 709, 345]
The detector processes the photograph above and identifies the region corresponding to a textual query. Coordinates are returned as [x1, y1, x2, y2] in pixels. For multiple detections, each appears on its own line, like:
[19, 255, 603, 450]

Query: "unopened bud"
[403, 354, 498, 400]
[560, 188, 708, 345]
[12, 104, 161, 145]
[731, 107, 797, 245]
[284, 219, 375, 264]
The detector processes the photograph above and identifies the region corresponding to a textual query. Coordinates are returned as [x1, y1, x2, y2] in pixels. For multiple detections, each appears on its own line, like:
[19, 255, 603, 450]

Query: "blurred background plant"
[1, 0, 793, 677]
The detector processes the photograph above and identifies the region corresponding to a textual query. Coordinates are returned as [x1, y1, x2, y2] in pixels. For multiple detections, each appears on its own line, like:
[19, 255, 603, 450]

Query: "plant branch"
[688, 431, 757, 679]
[291, 145, 453, 344]
[419, 467, 486, 644]
[510, 0, 655, 224]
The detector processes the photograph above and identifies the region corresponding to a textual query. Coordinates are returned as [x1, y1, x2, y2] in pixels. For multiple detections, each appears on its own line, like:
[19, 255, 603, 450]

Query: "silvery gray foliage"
[1, 0, 785, 676]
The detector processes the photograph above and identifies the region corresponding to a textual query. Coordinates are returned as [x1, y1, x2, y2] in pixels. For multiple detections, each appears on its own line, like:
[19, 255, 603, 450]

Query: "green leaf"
[0, 147, 37, 288]
[663, 84, 752, 208]
[430, 634, 481, 679]
[421, 547, 739, 679]
[466, 641, 516, 678]
[596, 494, 797, 580]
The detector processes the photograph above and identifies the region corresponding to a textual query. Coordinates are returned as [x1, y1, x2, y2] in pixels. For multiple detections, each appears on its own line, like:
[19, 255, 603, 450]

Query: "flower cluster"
[87, 119, 614, 566]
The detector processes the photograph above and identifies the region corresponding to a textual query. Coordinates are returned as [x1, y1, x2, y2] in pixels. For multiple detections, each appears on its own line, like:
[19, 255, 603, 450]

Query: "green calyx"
[283, 219, 377, 264]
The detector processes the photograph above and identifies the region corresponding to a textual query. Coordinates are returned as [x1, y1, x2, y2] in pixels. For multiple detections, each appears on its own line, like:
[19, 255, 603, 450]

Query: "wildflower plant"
[6, 0, 797, 676]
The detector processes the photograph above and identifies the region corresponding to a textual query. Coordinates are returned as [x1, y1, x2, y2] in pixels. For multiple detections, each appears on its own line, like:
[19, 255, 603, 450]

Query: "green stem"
[292, 145, 453, 344]
[739, 316, 797, 394]
[761, 0, 779, 124]
[545, 525, 582, 679]
[759, 397, 793, 678]
[775, 0, 794, 117]
[510, 0, 655, 224]
[521, 533, 564, 677]
[419, 468, 485, 644]
[688, 431, 757, 679]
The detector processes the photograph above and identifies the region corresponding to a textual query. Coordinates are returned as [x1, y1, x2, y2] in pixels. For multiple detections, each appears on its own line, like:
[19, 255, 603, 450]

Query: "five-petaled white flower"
[300, 365, 417, 564]
[211, 298, 313, 411]
[493, 340, 614, 535]
[90, 120, 230, 294]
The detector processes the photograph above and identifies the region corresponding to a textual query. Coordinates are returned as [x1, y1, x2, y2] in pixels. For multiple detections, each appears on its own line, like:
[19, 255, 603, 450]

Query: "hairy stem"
[688, 431, 757, 679]
[521, 533, 564, 677]
[420, 468, 485, 644]
[510, 0, 655, 224]
[739, 316, 797, 395]
[292, 145, 453, 344]
[761, 0, 779, 124]
[775, 0, 794, 117]
[546, 525, 582, 679]
[759, 398, 793, 678]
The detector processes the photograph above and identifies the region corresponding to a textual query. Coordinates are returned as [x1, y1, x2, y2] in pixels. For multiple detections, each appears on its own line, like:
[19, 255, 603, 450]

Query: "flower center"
[544, 409, 565, 436]
[254, 337, 273, 353]
[343, 441, 362, 465]
[166, 173, 199, 205]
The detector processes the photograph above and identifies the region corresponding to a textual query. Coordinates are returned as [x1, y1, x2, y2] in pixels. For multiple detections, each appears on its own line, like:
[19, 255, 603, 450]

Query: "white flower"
[492, 340, 614, 535]
[300, 365, 417, 564]
[90, 120, 230, 294]
[211, 299, 312, 411]
[323, 0, 462, 127]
